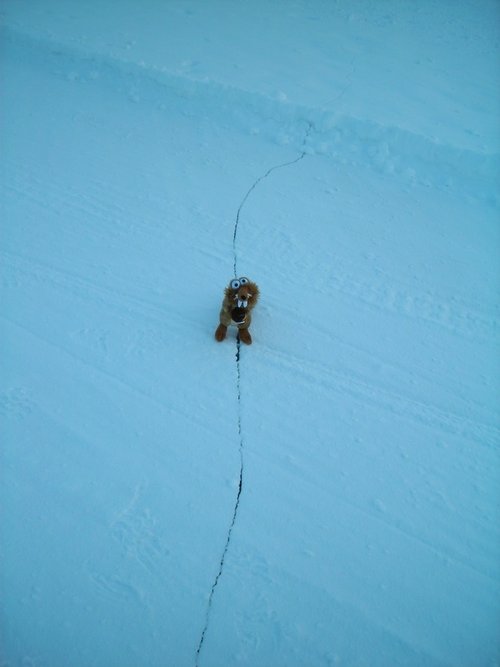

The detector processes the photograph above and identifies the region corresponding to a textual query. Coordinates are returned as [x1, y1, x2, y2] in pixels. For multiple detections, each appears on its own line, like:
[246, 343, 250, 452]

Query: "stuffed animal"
[215, 277, 260, 345]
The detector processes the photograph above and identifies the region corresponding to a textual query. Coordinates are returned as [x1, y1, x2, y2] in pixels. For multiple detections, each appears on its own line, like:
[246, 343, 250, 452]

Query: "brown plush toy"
[215, 276, 260, 345]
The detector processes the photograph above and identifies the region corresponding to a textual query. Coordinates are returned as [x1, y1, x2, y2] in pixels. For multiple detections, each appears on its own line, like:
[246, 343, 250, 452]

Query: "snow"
[1, 2, 499, 666]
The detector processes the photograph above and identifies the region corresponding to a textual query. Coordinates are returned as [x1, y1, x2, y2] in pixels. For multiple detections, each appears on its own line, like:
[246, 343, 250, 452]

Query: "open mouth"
[231, 306, 247, 323]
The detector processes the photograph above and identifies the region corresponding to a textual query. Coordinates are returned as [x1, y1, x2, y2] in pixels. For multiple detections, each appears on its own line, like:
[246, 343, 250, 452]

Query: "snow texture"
[1, 2, 499, 666]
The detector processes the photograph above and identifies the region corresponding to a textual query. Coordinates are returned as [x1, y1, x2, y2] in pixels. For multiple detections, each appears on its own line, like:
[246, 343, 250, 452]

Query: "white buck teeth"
[237, 299, 248, 309]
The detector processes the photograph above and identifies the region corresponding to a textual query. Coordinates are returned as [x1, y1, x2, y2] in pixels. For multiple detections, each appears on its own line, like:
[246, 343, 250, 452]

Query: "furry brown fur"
[215, 278, 260, 345]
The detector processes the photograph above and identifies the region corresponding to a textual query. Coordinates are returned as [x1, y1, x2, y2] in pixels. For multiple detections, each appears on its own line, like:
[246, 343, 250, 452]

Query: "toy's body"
[215, 277, 260, 345]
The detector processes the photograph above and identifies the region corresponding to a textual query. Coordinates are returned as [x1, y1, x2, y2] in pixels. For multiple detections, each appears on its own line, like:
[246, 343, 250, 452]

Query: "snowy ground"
[1, 2, 499, 666]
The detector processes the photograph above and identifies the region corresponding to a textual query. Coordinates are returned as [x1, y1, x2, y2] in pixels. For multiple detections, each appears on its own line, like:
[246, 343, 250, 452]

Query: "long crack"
[233, 122, 314, 278]
[195, 336, 243, 666]
[195, 121, 313, 666]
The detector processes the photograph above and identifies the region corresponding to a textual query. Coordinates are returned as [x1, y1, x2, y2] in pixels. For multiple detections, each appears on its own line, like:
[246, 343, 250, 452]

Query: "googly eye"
[230, 279, 241, 290]
[238, 277, 249, 285]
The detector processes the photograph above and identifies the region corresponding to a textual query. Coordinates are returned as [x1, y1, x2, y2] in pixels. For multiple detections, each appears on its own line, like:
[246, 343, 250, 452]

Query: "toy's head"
[225, 277, 259, 311]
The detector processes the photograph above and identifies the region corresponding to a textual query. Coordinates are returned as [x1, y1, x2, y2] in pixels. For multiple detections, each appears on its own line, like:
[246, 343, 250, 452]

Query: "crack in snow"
[233, 121, 314, 278]
[196, 122, 313, 666]
[195, 340, 243, 666]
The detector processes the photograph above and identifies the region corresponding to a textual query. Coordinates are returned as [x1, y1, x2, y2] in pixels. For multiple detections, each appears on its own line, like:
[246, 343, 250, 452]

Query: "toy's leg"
[215, 323, 227, 341]
[238, 327, 252, 345]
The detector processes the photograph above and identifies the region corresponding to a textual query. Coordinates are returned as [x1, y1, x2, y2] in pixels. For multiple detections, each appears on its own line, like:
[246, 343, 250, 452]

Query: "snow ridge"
[196, 125, 313, 665]
[5, 26, 497, 206]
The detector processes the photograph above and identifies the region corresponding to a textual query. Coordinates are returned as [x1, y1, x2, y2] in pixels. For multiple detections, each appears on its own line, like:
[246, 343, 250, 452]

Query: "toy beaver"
[215, 276, 260, 345]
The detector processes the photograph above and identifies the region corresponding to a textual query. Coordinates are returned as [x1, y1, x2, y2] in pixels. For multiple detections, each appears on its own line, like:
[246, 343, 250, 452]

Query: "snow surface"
[1, 2, 499, 666]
